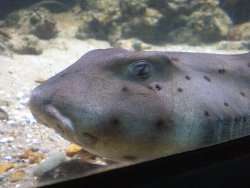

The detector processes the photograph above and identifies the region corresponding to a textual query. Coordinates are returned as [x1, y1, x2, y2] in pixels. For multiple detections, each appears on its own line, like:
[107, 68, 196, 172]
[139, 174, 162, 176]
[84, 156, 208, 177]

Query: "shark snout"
[30, 87, 76, 138]
[29, 87, 99, 147]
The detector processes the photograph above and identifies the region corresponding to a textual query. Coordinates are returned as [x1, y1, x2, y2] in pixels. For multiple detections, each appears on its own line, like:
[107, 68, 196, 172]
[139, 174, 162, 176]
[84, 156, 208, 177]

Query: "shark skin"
[29, 48, 250, 162]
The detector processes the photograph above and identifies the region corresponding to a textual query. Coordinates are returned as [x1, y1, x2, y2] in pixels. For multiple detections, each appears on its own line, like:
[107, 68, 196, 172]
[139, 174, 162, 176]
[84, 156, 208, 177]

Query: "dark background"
[43, 136, 250, 188]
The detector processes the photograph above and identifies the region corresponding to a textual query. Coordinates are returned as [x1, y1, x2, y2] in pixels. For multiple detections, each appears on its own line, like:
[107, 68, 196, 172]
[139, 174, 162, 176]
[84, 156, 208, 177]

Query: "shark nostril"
[155, 84, 161, 91]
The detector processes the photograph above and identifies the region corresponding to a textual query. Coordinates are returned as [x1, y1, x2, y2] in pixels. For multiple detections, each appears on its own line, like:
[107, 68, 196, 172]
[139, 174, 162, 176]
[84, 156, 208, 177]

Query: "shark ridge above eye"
[30, 48, 250, 163]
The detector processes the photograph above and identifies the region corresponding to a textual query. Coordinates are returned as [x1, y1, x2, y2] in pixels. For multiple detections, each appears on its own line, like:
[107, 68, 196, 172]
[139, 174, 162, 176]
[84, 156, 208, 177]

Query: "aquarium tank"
[0, 0, 249, 187]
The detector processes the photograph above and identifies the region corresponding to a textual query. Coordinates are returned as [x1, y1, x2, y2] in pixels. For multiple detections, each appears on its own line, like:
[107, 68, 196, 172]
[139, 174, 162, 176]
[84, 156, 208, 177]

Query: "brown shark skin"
[29, 48, 250, 162]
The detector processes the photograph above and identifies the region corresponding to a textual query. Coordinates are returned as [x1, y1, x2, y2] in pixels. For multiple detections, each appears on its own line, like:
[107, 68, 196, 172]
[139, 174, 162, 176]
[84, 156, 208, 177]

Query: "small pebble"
[15, 105, 24, 110]
[35, 77, 46, 83]
[16, 159, 26, 163]
[10, 170, 25, 182]
[0, 137, 14, 143]
[0, 99, 10, 107]
[29, 153, 45, 164]
[19, 148, 45, 164]
[17, 145, 24, 149]
[32, 139, 39, 143]
[19, 99, 29, 106]
[4, 156, 13, 161]
[0, 163, 14, 174]
[19, 148, 37, 159]
[16, 92, 24, 100]
[29, 118, 37, 125]
[65, 144, 82, 157]
[42, 148, 50, 153]
[7, 120, 17, 126]
[0, 107, 9, 120]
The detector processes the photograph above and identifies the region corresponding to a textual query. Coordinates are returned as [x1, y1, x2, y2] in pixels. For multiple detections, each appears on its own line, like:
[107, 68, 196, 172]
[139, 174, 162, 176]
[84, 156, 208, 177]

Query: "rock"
[8, 34, 44, 55]
[114, 38, 151, 51]
[5, 8, 58, 40]
[37, 159, 101, 184]
[0, 107, 8, 120]
[32, 151, 66, 177]
[75, 0, 232, 45]
[28, 9, 58, 39]
[34, 77, 46, 84]
[7, 120, 18, 127]
[166, 6, 232, 44]
[29, 153, 45, 165]
[217, 41, 250, 51]
[0, 98, 10, 107]
[0, 137, 14, 143]
[65, 144, 82, 157]
[19, 148, 45, 164]
[3, 156, 12, 161]
[0, 163, 14, 175]
[228, 22, 250, 41]
[143, 8, 162, 26]
[19, 148, 38, 159]
[2, 8, 57, 54]
[10, 170, 25, 182]
[76, 0, 121, 43]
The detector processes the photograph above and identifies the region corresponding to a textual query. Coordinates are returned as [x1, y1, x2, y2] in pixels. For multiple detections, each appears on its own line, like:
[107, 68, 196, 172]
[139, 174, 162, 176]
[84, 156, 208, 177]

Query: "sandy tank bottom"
[0, 37, 247, 187]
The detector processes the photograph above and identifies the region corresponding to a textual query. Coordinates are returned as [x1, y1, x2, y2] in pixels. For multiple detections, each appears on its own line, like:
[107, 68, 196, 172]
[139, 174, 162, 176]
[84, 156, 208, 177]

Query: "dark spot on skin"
[243, 116, 247, 122]
[155, 119, 165, 130]
[240, 92, 245, 97]
[234, 117, 239, 122]
[218, 69, 226, 73]
[247, 63, 250, 67]
[185, 75, 191, 80]
[224, 102, 229, 107]
[155, 84, 161, 91]
[122, 87, 128, 92]
[205, 111, 210, 117]
[177, 88, 183, 92]
[204, 76, 211, 82]
[110, 118, 120, 127]
[123, 155, 137, 161]
[170, 57, 179, 62]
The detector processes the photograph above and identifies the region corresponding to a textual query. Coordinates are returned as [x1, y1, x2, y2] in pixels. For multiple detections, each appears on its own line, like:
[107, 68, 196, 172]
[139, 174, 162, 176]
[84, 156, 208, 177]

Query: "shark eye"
[128, 60, 153, 80]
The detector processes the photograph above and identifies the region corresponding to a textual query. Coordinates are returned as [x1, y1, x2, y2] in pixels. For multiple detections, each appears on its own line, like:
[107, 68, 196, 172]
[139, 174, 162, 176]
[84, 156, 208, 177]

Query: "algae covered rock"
[228, 22, 250, 41]
[3, 7, 58, 54]
[167, 8, 232, 44]
[8, 34, 44, 55]
[75, 0, 121, 43]
[1, 0, 242, 48]
[5, 8, 58, 40]
[75, 0, 232, 45]
[76, 0, 163, 43]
